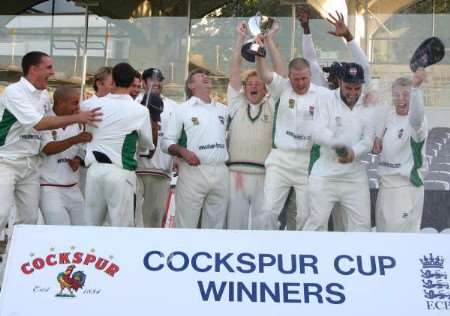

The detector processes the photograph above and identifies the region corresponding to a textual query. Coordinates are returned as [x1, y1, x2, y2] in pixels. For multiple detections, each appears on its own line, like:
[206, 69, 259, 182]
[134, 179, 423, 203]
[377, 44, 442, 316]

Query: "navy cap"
[142, 68, 165, 81]
[340, 62, 365, 84]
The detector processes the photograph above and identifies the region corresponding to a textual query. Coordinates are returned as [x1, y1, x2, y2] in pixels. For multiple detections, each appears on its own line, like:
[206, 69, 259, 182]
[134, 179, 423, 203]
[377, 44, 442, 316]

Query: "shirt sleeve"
[347, 39, 371, 85]
[302, 34, 328, 88]
[351, 112, 375, 158]
[2, 87, 43, 129]
[161, 105, 183, 154]
[40, 130, 53, 153]
[137, 108, 155, 152]
[227, 84, 244, 118]
[409, 87, 427, 142]
[268, 72, 286, 102]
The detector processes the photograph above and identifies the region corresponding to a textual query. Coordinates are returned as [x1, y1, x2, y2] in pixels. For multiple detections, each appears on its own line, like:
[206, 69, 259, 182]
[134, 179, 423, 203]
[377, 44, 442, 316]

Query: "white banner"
[1, 225, 450, 315]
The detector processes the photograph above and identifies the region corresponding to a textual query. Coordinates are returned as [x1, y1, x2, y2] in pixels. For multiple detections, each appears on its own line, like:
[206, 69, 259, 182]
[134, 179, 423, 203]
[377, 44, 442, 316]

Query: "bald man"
[39, 86, 92, 225]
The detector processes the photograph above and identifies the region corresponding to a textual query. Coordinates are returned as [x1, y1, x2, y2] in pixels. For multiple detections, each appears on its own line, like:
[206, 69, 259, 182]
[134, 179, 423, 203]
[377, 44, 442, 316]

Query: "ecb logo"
[420, 253, 450, 310]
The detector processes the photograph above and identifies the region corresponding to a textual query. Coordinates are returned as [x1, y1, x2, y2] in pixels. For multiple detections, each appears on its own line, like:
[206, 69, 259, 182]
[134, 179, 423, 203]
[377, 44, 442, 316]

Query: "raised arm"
[255, 35, 274, 85]
[264, 21, 287, 77]
[409, 68, 426, 132]
[327, 11, 371, 84]
[229, 21, 248, 91]
[298, 7, 328, 87]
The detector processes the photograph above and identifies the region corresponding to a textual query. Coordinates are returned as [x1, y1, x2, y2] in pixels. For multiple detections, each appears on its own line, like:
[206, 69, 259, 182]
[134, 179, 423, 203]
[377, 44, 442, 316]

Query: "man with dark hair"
[39, 86, 92, 225]
[0, 51, 101, 234]
[83, 62, 154, 227]
[162, 69, 229, 229]
[304, 62, 374, 232]
[129, 72, 142, 100]
[255, 37, 329, 230]
[136, 67, 178, 228]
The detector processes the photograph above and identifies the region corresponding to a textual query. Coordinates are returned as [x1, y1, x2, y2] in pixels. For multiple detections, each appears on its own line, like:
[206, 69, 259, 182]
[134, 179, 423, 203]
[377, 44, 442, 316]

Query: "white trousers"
[227, 171, 265, 230]
[376, 184, 424, 233]
[39, 185, 85, 225]
[136, 173, 171, 228]
[85, 163, 137, 227]
[0, 157, 40, 231]
[175, 162, 229, 229]
[304, 175, 371, 232]
[260, 149, 309, 230]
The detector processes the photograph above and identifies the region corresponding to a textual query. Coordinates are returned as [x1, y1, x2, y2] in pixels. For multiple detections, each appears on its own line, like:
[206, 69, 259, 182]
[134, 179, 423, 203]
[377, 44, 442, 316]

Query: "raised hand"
[296, 6, 310, 34]
[412, 67, 426, 88]
[236, 21, 248, 38]
[264, 20, 280, 40]
[327, 11, 353, 42]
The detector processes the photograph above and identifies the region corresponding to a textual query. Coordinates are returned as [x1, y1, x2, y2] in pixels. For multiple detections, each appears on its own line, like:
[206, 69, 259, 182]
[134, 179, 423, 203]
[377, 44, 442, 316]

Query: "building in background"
[0, 0, 449, 124]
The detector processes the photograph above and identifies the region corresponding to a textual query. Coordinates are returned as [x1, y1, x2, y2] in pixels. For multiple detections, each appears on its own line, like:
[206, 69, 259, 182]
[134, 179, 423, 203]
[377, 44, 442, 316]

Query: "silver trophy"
[241, 13, 275, 63]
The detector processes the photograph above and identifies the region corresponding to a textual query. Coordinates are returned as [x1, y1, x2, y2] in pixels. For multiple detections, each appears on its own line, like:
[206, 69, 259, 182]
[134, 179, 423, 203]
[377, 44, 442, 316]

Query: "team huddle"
[0, 11, 428, 239]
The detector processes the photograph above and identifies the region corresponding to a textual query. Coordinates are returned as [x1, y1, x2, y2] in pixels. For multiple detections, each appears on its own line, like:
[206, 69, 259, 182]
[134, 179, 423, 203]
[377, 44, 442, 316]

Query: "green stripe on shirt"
[122, 130, 138, 170]
[0, 109, 17, 146]
[410, 137, 425, 187]
[272, 99, 280, 149]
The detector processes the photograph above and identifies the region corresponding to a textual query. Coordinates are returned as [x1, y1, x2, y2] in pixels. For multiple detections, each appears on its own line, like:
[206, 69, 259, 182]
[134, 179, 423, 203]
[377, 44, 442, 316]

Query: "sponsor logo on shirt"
[218, 115, 225, 125]
[309, 106, 315, 116]
[398, 128, 404, 139]
[20, 134, 41, 140]
[285, 130, 311, 141]
[57, 158, 70, 164]
[379, 161, 401, 168]
[52, 130, 57, 141]
[198, 143, 225, 150]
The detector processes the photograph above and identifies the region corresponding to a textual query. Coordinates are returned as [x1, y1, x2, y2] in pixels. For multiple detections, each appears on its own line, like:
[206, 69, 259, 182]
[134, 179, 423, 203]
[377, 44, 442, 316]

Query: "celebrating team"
[0, 11, 428, 236]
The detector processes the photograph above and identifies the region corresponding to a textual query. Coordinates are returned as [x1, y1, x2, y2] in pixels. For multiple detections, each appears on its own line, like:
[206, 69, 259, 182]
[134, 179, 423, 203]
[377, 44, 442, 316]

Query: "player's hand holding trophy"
[241, 12, 276, 63]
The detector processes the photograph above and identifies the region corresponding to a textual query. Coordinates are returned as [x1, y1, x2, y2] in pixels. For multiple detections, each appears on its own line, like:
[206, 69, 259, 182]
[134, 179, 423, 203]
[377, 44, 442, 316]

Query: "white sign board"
[1, 225, 450, 315]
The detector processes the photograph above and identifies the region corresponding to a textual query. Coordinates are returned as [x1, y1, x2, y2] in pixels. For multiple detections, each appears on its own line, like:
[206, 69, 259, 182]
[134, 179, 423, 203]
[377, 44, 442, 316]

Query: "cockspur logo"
[420, 253, 450, 310]
[20, 246, 120, 298]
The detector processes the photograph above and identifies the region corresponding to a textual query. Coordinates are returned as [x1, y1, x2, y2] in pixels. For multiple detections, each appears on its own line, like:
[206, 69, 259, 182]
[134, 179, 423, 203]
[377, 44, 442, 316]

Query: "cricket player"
[136, 68, 178, 228]
[39, 86, 92, 225]
[83, 63, 154, 227]
[226, 21, 288, 230]
[0, 51, 101, 232]
[374, 68, 428, 232]
[79, 66, 113, 197]
[162, 69, 229, 229]
[304, 62, 374, 232]
[298, 8, 373, 231]
[255, 37, 330, 230]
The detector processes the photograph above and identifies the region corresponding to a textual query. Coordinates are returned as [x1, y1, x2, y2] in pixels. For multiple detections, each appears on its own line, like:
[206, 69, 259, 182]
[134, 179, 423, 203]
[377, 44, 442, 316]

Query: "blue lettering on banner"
[142, 251, 399, 305]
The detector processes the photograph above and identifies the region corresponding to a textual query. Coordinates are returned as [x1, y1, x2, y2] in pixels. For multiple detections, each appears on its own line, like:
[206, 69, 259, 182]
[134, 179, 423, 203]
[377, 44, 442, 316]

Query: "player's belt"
[40, 183, 77, 188]
[93, 151, 112, 164]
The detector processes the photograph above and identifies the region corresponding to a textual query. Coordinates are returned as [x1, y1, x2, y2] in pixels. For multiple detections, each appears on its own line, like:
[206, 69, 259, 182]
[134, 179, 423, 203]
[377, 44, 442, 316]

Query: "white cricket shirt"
[162, 96, 228, 164]
[84, 93, 154, 171]
[0, 77, 50, 159]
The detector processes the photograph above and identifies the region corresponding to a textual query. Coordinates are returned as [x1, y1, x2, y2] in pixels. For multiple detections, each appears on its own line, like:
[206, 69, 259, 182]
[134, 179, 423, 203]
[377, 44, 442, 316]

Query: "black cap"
[142, 68, 165, 81]
[340, 62, 365, 84]
[410, 37, 445, 72]
[323, 62, 343, 77]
